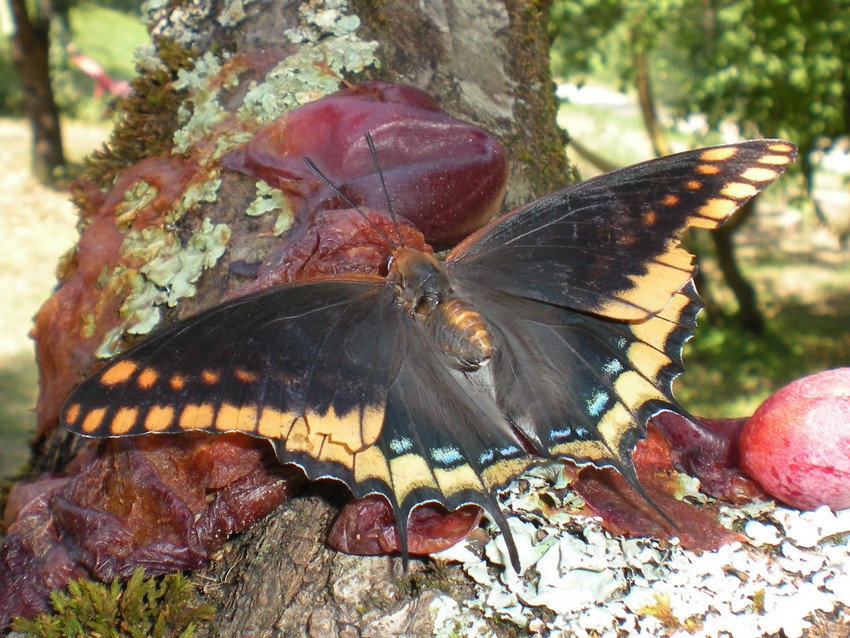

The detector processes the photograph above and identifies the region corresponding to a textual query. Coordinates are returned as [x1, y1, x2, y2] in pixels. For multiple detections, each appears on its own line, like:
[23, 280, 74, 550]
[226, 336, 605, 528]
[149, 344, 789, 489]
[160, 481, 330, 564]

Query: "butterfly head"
[387, 247, 450, 319]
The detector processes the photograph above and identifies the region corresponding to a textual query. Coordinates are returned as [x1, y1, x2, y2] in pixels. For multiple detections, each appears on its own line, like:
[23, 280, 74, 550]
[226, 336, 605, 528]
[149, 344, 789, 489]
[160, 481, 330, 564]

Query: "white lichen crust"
[431, 468, 850, 638]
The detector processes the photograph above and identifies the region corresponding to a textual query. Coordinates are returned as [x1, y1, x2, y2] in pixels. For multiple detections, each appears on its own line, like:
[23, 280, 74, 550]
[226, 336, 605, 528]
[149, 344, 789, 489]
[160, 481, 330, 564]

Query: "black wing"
[448, 140, 796, 320]
[62, 275, 531, 563]
[446, 140, 795, 485]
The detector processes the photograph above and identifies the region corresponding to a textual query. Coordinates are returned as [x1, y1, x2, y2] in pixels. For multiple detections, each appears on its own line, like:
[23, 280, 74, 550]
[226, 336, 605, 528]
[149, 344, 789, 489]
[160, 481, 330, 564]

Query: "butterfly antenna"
[365, 132, 405, 247]
[302, 156, 397, 249]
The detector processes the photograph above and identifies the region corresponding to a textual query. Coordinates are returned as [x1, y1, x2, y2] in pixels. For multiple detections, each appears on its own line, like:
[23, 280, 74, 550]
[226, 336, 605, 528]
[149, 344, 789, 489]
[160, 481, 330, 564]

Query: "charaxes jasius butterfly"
[62, 138, 796, 569]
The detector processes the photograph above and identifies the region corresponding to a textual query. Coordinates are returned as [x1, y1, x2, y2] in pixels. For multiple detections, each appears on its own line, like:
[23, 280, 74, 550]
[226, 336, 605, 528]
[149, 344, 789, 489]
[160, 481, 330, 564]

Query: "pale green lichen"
[95, 219, 230, 356]
[124, 219, 228, 319]
[172, 52, 232, 155]
[246, 181, 294, 236]
[133, 43, 169, 75]
[273, 211, 293, 236]
[245, 181, 286, 217]
[139, 219, 230, 308]
[217, 0, 255, 27]
[238, 1, 379, 124]
[115, 180, 160, 230]
[171, 172, 222, 222]
[172, 51, 254, 161]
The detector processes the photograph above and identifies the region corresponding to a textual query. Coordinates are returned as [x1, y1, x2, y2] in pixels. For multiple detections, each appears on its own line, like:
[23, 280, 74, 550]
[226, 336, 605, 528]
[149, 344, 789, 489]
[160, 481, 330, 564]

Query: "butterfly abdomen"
[428, 297, 493, 370]
[388, 247, 493, 370]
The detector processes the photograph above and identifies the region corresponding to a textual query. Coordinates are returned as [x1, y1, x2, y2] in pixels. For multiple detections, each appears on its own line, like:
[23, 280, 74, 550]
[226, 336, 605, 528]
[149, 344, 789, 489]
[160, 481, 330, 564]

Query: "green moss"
[83, 39, 196, 186]
[11, 568, 215, 638]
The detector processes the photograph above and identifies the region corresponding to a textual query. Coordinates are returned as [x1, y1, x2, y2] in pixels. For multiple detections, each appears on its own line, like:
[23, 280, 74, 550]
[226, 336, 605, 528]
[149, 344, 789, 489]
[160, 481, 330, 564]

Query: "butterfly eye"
[383, 253, 395, 275]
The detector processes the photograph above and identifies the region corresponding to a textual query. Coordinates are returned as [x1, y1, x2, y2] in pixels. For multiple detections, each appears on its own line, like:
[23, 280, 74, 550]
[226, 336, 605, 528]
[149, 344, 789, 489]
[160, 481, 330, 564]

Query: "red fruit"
[224, 81, 508, 248]
[739, 368, 850, 510]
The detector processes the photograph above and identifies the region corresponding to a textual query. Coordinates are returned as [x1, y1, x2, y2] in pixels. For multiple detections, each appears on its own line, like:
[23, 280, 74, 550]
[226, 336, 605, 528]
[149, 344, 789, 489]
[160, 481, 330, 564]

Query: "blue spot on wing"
[431, 446, 463, 465]
[390, 437, 413, 455]
[586, 390, 609, 417]
[602, 359, 624, 376]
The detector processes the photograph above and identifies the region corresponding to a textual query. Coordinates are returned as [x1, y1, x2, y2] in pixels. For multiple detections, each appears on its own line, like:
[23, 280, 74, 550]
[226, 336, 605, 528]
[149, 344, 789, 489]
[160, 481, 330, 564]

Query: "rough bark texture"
[8, 0, 66, 183]
[37, 0, 566, 635]
[349, 0, 567, 206]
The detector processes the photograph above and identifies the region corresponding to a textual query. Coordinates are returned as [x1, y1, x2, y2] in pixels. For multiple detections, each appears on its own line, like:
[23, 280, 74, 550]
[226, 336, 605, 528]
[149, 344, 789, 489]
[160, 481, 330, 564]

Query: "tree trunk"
[8, 0, 65, 184]
[41, 1, 566, 635]
[630, 37, 669, 159]
[710, 200, 765, 333]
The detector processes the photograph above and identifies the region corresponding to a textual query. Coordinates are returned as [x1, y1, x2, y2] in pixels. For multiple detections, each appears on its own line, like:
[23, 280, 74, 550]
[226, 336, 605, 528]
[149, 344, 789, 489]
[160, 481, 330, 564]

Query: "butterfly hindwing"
[450, 280, 701, 486]
[448, 140, 796, 320]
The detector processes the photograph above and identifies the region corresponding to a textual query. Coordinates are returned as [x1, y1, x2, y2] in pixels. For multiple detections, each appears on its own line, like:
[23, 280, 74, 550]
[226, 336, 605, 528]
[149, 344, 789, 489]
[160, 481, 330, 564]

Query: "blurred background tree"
[1, 0, 146, 183]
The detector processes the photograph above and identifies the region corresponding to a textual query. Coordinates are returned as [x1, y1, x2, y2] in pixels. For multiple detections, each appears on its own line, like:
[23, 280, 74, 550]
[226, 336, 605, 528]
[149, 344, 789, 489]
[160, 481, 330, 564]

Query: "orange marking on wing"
[201, 369, 221, 385]
[695, 164, 721, 175]
[65, 402, 81, 425]
[685, 179, 702, 190]
[700, 146, 738, 161]
[722, 182, 758, 200]
[145, 405, 175, 431]
[741, 167, 779, 182]
[136, 367, 159, 389]
[767, 142, 795, 153]
[100, 360, 138, 386]
[757, 153, 793, 166]
[81, 407, 107, 434]
[234, 368, 259, 383]
[179, 403, 215, 428]
[111, 407, 139, 435]
[170, 374, 186, 391]
[216, 402, 259, 431]
[661, 194, 680, 206]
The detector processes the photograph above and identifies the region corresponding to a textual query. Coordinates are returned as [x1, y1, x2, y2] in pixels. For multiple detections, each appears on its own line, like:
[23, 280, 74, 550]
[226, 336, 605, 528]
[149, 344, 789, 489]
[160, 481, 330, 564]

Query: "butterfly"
[62, 138, 796, 570]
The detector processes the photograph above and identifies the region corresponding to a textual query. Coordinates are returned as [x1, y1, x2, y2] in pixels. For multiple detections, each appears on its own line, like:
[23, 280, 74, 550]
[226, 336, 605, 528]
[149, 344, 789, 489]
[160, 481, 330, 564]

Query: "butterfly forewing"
[64, 278, 392, 447]
[448, 140, 796, 321]
[63, 275, 532, 524]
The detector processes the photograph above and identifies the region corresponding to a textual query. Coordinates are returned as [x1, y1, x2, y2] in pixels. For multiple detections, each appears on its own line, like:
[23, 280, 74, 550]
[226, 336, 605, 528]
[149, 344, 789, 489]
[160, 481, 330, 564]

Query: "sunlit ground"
[0, 118, 108, 478]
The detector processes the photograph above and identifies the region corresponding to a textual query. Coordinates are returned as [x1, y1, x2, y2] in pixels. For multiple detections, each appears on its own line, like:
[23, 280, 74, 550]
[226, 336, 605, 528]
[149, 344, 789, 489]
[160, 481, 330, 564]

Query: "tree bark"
[44, 0, 567, 635]
[8, 0, 65, 184]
